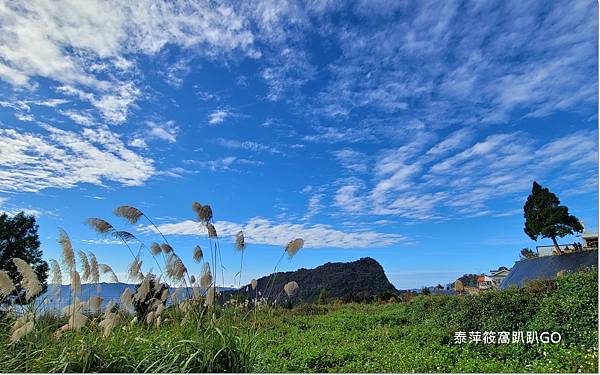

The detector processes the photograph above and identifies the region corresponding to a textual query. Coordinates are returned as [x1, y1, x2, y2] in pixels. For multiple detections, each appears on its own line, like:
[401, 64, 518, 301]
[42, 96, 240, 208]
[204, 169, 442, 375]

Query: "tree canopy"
[0, 212, 48, 305]
[523, 181, 583, 255]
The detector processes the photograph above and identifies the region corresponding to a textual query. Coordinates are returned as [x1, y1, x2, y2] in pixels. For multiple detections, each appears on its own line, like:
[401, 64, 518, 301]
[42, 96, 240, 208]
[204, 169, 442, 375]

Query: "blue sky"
[0, 1, 597, 289]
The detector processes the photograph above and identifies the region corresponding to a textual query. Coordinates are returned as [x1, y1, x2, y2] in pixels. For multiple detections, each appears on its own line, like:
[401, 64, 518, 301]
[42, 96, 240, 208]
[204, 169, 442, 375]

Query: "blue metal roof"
[499, 250, 598, 289]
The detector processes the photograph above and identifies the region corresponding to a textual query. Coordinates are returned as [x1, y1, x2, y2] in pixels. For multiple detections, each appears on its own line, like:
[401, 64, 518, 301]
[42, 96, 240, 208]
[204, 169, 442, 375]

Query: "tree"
[317, 288, 327, 305]
[0, 212, 48, 306]
[523, 182, 583, 255]
[520, 247, 537, 259]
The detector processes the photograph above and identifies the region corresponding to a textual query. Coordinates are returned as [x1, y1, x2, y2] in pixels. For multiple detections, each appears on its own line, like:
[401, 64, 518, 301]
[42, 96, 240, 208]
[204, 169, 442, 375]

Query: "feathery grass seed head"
[251, 279, 257, 291]
[193, 245, 203, 263]
[114, 205, 144, 224]
[150, 242, 161, 255]
[86, 218, 114, 234]
[58, 229, 75, 273]
[235, 231, 245, 251]
[207, 223, 217, 238]
[284, 281, 299, 297]
[0, 271, 15, 297]
[12, 258, 41, 301]
[160, 243, 173, 254]
[285, 238, 304, 259]
[77, 250, 90, 282]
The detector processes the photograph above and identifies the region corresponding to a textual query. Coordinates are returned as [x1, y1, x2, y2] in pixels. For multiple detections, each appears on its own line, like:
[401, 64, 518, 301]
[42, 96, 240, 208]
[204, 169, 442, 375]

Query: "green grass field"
[1, 267, 597, 373]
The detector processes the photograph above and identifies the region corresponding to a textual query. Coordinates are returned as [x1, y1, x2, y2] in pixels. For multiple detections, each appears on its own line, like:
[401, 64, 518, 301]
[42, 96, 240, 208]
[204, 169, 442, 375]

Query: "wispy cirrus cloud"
[0, 125, 154, 193]
[139, 216, 407, 249]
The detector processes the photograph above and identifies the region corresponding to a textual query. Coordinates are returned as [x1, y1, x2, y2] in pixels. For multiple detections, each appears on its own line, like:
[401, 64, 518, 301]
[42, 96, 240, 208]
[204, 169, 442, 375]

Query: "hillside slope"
[233, 257, 398, 305]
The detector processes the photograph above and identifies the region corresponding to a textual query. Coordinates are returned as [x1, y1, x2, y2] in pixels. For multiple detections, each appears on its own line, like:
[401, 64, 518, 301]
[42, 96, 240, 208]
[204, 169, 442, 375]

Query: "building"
[499, 250, 598, 289]
[477, 275, 494, 290]
[582, 232, 598, 250]
[489, 266, 510, 287]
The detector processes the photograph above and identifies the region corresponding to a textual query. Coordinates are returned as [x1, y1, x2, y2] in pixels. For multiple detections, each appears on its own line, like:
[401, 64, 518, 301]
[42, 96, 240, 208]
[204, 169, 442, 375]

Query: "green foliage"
[0, 212, 48, 306]
[0, 268, 596, 373]
[317, 288, 327, 305]
[523, 181, 583, 250]
[520, 247, 537, 259]
[255, 268, 597, 373]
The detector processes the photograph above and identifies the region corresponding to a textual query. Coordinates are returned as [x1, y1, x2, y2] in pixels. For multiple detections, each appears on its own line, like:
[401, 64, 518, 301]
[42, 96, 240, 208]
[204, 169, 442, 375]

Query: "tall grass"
[0, 200, 304, 372]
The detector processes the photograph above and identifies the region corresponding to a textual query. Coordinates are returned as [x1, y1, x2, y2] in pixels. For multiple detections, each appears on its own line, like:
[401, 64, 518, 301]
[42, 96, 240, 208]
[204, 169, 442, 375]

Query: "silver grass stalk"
[99, 264, 119, 283]
[67, 312, 88, 331]
[49, 259, 62, 285]
[166, 254, 186, 281]
[86, 218, 115, 235]
[171, 287, 181, 304]
[285, 238, 304, 259]
[204, 287, 215, 307]
[12, 258, 41, 301]
[133, 274, 152, 303]
[0, 271, 15, 297]
[120, 287, 133, 310]
[88, 295, 103, 311]
[200, 263, 212, 289]
[207, 223, 217, 238]
[99, 311, 120, 338]
[150, 242, 162, 255]
[10, 313, 34, 344]
[146, 311, 155, 324]
[284, 281, 299, 297]
[88, 252, 100, 289]
[193, 245, 203, 263]
[160, 288, 169, 302]
[58, 229, 75, 273]
[114, 205, 144, 224]
[70, 271, 81, 295]
[113, 230, 136, 242]
[235, 231, 245, 251]
[128, 256, 143, 281]
[77, 250, 91, 282]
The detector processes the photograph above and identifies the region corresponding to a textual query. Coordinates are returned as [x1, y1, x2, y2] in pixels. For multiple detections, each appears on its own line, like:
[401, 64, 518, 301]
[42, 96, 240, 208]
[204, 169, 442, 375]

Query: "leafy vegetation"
[0, 267, 596, 373]
[0, 212, 48, 307]
[254, 267, 598, 373]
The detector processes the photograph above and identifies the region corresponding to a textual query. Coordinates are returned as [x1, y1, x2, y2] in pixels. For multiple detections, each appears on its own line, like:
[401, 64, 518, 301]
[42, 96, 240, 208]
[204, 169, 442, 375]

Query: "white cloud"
[0, 124, 155, 193]
[139, 216, 407, 249]
[208, 109, 229, 125]
[333, 148, 369, 173]
[302, 193, 324, 221]
[146, 120, 179, 143]
[58, 109, 95, 126]
[184, 156, 263, 172]
[213, 138, 280, 153]
[0, 1, 258, 123]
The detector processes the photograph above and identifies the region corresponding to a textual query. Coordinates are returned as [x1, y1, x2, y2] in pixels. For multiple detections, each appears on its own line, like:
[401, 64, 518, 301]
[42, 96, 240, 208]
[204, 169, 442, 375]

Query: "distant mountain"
[228, 257, 398, 305]
[36, 282, 235, 312]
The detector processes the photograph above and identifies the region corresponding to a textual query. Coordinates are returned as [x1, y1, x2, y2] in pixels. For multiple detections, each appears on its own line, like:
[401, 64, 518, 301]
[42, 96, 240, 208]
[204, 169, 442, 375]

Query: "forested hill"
[233, 257, 398, 305]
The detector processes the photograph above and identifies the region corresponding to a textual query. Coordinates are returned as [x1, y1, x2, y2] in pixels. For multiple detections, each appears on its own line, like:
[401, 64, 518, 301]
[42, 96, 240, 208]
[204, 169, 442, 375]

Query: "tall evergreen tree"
[523, 181, 583, 255]
[0, 212, 48, 306]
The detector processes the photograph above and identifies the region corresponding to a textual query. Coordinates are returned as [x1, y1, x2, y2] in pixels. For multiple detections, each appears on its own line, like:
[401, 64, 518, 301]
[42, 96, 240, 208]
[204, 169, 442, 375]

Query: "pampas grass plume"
[77, 250, 91, 282]
[193, 245, 203, 263]
[235, 231, 245, 251]
[114, 205, 144, 224]
[284, 281, 299, 297]
[86, 218, 114, 234]
[285, 238, 304, 259]
[12, 258, 41, 301]
[0, 271, 15, 297]
[59, 229, 75, 273]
